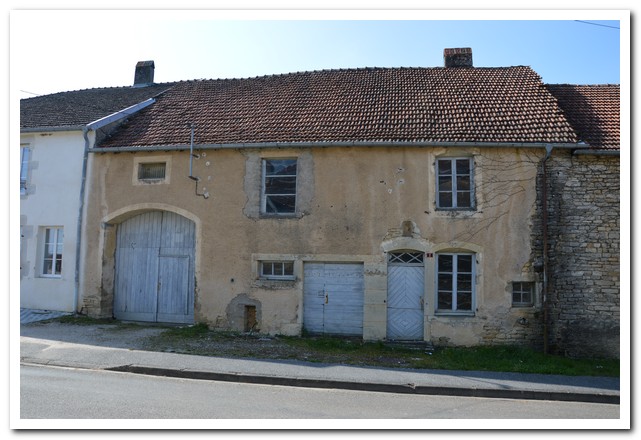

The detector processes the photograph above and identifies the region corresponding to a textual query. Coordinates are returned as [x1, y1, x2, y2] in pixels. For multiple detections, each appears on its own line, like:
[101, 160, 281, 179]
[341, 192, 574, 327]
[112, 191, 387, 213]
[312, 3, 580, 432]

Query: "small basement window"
[260, 261, 295, 280]
[512, 282, 535, 307]
[138, 162, 166, 181]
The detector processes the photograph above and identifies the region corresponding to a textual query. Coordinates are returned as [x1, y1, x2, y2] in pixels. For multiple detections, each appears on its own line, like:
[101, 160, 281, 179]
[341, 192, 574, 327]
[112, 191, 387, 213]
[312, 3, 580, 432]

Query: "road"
[20, 364, 620, 424]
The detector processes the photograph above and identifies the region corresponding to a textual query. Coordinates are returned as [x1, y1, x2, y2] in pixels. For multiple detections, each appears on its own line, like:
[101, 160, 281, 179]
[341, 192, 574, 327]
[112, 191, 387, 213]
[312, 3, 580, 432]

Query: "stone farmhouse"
[20, 49, 620, 358]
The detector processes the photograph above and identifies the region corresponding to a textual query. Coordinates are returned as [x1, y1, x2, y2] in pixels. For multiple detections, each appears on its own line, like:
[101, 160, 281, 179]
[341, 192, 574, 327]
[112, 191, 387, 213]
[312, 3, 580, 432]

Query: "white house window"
[138, 162, 166, 181]
[436, 253, 475, 313]
[42, 227, 63, 277]
[262, 158, 297, 215]
[436, 158, 474, 209]
[20, 146, 30, 194]
[512, 282, 535, 307]
[260, 261, 295, 280]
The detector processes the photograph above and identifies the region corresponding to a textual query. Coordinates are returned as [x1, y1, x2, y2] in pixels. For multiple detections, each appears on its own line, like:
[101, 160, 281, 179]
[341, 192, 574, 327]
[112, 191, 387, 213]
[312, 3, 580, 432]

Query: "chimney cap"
[443, 48, 473, 68]
[136, 60, 155, 68]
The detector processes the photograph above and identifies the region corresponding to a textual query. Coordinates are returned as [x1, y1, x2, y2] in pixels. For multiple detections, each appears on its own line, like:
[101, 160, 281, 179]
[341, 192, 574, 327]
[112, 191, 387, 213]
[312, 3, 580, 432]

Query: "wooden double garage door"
[114, 211, 195, 324]
[303, 263, 364, 336]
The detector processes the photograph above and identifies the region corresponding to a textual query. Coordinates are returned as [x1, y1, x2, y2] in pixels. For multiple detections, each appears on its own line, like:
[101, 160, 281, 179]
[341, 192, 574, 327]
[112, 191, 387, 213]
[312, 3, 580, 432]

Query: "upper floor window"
[436, 157, 474, 209]
[133, 156, 171, 185]
[262, 158, 297, 215]
[20, 146, 30, 194]
[138, 162, 166, 181]
[42, 227, 63, 277]
[436, 253, 475, 314]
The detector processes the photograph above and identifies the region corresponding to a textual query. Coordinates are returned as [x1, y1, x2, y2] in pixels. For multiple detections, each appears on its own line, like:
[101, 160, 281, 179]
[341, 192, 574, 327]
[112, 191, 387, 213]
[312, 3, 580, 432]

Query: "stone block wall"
[539, 151, 620, 359]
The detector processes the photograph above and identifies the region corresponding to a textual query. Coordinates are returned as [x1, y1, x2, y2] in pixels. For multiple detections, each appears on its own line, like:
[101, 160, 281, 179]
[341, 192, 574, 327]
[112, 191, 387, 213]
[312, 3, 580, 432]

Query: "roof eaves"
[21, 125, 85, 133]
[573, 149, 620, 156]
[91, 140, 583, 153]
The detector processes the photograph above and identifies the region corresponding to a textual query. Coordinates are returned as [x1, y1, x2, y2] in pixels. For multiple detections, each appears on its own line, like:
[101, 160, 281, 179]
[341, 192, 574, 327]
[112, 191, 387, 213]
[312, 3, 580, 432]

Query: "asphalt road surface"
[19, 364, 620, 426]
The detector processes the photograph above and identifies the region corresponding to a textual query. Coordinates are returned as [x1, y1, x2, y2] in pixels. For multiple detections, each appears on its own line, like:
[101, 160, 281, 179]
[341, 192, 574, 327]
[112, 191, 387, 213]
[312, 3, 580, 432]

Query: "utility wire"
[574, 20, 620, 30]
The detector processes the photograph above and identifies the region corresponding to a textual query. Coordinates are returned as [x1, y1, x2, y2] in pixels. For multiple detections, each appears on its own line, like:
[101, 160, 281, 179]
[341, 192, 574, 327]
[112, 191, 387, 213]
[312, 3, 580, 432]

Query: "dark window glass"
[438, 255, 453, 272]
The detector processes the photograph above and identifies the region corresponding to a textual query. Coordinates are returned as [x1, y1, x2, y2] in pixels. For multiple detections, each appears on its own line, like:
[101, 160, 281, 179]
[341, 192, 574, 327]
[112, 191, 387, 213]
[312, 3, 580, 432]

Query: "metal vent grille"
[138, 162, 166, 180]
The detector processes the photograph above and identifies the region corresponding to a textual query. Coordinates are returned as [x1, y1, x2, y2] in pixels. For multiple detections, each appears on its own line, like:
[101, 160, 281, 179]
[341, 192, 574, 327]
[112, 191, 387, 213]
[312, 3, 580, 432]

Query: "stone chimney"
[133, 60, 155, 87]
[443, 48, 473, 68]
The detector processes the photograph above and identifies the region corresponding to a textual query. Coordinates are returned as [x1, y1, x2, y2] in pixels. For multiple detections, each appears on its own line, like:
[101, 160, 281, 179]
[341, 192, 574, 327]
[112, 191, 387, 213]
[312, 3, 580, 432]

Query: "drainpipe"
[189, 123, 195, 178]
[542, 144, 553, 355]
[74, 126, 91, 314]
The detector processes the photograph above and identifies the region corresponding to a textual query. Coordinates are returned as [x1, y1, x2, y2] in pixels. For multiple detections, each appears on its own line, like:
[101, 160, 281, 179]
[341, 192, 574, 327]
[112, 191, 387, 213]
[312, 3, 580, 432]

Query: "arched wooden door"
[114, 211, 195, 324]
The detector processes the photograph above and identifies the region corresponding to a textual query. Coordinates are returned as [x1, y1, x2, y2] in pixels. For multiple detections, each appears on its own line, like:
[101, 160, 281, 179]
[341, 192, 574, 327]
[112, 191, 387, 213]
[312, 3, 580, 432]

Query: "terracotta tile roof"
[20, 83, 175, 130]
[546, 84, 620, 150]
[96, 66, 578, 148]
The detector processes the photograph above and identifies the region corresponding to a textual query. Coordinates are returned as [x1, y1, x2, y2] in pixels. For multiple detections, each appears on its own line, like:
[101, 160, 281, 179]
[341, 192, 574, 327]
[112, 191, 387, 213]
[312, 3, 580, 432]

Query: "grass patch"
[281, 336, 618, 377]
[56, 315, 116, 325]
[160, 323, 210, 338]
[410, 345, 619, 377]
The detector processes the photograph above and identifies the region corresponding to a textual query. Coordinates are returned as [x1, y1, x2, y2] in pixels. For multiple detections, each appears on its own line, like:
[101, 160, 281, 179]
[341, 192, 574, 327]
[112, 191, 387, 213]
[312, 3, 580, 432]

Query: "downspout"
[542, 144, 553, 355]
[74, 126, 91, 314]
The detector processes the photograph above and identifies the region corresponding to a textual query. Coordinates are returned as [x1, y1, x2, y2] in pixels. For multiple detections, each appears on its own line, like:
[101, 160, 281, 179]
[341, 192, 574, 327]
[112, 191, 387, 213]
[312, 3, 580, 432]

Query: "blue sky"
[12, 10, 625, 99]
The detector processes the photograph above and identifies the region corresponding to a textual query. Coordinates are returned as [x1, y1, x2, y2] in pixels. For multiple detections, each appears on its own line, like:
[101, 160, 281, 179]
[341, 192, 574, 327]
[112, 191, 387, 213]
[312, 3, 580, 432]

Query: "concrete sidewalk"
[20, 331, 620, 405]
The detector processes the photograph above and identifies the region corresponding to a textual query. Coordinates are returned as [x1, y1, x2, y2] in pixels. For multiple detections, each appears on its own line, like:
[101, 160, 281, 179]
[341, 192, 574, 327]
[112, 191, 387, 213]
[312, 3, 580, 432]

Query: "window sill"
[434, 311, 475, 317]
[259, 276, 296, 282]
[435, 208, 477, 213]
[259, 213, 299, 219]
[252, 278, 297, 289]
[136, 179, 167, 185]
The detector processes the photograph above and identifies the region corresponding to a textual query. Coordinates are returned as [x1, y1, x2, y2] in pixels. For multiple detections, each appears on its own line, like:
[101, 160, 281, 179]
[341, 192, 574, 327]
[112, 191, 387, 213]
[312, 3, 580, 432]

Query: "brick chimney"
[133, 60, 155, 87]
[443, 48, 473, 68]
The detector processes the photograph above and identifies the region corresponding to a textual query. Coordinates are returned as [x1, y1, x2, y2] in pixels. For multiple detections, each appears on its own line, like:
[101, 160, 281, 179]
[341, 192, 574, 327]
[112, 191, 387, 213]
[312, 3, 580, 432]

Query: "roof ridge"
[546, 83, 620, 88]
[20, 81, 178, 100]
[182, 65, 533, 84]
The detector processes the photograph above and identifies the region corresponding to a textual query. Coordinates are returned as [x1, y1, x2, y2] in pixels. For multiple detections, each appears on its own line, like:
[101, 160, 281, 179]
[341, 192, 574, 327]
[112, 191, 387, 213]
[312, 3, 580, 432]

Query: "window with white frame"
[436, 157, 474, 209]
[20, 146, 30, 194]
[436, 253, 475, 313]
[512, 281, 535, 307]
[42, 227, 63, 277]
[261, 158, 297, 215]
[260, 261, 295, 280]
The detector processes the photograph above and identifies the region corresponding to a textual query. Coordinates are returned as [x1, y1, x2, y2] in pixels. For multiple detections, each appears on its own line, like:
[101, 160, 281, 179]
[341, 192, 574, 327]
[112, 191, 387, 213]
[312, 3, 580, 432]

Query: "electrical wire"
[574, 20, 620, 30]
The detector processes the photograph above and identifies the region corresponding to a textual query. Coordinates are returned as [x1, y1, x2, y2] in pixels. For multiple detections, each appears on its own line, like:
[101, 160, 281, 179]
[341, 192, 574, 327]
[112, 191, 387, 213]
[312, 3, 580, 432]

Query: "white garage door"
[303, 263, 364, 336]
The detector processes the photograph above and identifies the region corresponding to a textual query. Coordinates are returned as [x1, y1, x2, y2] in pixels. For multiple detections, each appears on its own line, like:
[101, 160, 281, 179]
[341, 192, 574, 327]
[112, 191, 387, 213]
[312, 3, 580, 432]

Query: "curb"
[105, 364, 620, 405]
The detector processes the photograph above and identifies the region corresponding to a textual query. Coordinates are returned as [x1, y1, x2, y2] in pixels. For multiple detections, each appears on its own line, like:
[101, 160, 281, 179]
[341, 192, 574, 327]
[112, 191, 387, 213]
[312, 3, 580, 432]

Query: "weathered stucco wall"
[542, 151, 620, 359]
[20, 131, 89, 312]
[81, 146, 546, 347]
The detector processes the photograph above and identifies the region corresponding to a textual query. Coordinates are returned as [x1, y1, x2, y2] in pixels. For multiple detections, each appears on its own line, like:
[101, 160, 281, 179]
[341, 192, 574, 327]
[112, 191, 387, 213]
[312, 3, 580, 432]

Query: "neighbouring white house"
[20, 61, 175, 312]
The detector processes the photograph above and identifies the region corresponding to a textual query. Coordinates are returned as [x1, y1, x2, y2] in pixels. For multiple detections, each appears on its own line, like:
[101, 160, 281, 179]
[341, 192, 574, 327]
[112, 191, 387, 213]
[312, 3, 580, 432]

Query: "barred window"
[138, 162, 166, 181]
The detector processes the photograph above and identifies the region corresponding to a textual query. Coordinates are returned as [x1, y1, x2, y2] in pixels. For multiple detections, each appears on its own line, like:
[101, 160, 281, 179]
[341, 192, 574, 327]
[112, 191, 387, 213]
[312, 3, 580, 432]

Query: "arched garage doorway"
[114, 211, 195, 324]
